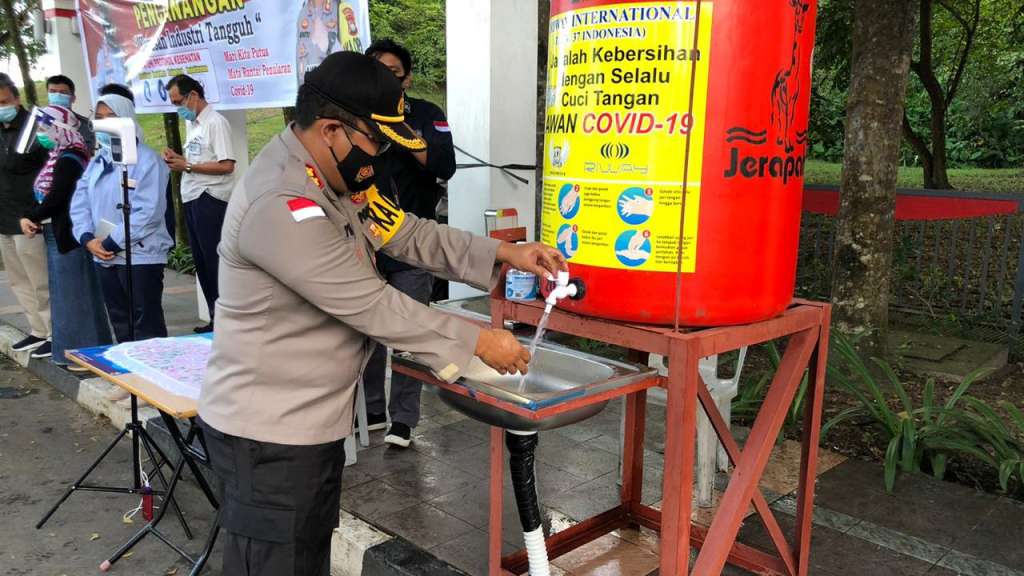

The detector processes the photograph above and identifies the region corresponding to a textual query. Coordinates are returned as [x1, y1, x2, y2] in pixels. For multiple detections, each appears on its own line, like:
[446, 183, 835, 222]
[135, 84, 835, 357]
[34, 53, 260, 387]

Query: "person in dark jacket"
[0, 72, 52, 356]
[363, 39, 457, 447]
[20, 106, 112, 370]
[45, 75, 95, 151]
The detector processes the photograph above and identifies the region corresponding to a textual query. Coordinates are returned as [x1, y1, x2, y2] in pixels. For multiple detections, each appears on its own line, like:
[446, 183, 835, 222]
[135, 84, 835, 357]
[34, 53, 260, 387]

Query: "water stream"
[517, 307, 552, 392]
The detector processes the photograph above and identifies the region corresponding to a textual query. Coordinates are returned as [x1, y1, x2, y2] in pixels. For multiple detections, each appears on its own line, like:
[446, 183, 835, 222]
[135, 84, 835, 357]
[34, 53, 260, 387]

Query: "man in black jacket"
[363, 39, 456, 447]
[0, 73, 52, 356]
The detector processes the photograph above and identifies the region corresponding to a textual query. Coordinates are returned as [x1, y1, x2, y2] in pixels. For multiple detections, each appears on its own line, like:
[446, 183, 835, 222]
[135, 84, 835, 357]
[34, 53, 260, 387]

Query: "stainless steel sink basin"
[393, 339, 656, 431]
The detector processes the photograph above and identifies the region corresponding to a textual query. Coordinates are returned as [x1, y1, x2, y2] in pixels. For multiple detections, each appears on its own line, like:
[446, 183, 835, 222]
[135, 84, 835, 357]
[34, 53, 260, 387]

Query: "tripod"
[37, 165, 192, 539]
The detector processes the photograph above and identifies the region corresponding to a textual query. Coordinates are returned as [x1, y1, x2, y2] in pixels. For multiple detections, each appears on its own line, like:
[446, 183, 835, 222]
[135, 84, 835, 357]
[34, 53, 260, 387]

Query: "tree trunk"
[831, 0, 919, 358]
[929, 105, 951, 189]
[910, 0, 954, 190]
[163, 113, 188, 246]
[1, 0, 37, 106]
[535, 0, 550, 236]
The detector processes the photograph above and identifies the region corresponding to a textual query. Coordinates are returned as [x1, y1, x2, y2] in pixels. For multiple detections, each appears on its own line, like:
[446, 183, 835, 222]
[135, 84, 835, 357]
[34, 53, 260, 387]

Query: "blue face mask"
[48, 92, 72, 109]
[176, 105, 197, 122]
[96, 132, 112, 149]
[0, 105, 17, 123]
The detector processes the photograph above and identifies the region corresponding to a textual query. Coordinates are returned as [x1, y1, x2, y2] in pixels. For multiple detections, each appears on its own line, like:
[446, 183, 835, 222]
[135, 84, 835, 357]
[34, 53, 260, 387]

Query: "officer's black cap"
[303, 51, 426, 152]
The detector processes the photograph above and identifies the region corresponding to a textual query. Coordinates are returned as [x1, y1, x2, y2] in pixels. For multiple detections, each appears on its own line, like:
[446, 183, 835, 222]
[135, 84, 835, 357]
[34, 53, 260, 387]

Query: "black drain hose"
[505, 430, 550, 575]
[506, 430, 542, 532]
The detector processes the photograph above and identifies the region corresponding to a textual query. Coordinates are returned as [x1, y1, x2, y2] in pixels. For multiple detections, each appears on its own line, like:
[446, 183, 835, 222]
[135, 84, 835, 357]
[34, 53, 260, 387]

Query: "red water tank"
[540, 0, 818, 325]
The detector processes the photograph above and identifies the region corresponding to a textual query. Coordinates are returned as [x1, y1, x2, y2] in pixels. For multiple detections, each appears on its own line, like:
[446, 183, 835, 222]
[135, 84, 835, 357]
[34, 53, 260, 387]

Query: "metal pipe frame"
[391, 295, 831, 575]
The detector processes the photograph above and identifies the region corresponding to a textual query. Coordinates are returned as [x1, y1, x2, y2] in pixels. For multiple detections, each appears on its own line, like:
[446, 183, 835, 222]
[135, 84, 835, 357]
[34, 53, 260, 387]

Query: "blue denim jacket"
[70, 142, 172, 266]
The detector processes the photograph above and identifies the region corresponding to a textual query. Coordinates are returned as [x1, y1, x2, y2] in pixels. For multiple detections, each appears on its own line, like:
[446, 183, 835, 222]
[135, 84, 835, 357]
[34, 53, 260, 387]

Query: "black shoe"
[366, 412, 388, 432]
[193, 322, 214, 334]
[11, 335, 45, 352]
[385, 423, 412, 448]
[30, 341, 52, 358]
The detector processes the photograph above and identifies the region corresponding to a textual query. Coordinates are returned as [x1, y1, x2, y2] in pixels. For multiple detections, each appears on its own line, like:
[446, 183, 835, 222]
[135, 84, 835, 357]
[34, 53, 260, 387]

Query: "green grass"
[136, 108, 286, 161]
[805, 159, 1024, 195]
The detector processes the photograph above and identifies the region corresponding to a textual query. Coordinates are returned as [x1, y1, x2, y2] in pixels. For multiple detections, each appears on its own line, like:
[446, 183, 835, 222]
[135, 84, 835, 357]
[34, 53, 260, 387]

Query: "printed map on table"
[103, 336, 212, 400]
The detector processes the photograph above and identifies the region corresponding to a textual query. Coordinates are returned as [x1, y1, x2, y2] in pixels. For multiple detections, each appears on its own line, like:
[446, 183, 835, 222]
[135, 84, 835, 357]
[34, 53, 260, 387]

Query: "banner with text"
[77, 0, 371, 113]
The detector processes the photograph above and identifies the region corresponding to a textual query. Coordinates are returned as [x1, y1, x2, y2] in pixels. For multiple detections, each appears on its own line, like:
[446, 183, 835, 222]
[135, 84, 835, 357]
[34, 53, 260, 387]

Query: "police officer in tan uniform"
[198, 52, 564, 576]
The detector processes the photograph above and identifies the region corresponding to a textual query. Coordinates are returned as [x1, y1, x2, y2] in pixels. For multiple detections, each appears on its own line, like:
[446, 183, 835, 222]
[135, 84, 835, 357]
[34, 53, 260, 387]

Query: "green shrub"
[822, 332, 989, 491]
[167, 244, 196, 275]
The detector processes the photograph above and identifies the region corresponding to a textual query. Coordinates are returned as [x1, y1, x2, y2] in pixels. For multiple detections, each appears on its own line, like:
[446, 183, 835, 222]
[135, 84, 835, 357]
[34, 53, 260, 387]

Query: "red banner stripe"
[803, 188, 1020, 221]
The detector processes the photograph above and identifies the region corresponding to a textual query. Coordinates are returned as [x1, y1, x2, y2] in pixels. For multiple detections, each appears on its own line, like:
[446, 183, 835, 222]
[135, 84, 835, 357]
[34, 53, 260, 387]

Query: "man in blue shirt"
[70, 93, 172, 342]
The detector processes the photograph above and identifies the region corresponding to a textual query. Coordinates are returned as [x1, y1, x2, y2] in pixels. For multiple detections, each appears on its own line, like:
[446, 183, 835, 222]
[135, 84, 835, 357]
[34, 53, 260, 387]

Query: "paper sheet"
[103, 336, 212, 400]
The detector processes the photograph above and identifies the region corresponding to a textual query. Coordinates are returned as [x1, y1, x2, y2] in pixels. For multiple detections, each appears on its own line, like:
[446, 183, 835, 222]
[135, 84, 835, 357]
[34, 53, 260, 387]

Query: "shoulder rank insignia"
[304, 163, 324, 190]
[350, 190, 367, 204]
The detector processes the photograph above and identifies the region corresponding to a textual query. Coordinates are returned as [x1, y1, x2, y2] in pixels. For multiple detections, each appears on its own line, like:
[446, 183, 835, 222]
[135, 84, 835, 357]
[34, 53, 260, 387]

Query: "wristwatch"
[185, 163, 193, 174]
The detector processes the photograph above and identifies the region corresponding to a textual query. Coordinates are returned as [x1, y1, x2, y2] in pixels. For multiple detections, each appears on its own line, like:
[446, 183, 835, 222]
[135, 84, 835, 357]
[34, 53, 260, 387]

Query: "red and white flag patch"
[287, 198, 326, 222]
[432, 120, 451, 133]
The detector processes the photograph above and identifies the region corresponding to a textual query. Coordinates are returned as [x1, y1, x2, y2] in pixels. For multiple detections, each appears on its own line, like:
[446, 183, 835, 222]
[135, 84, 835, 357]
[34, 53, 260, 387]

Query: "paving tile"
[738, 509, 942, 576]
[429, 481, 511, 529]
[378, 502, 476, 551]
[540, 441, 620, 482]
[342, 465, 375, 491]
[581, 433, 620, 455]
[535, 430, 585, 462]
[546, 472, 620, 523]
[947, 496, 1024, 570]
[612, 524, 660, 555]
[341, 479, 421, 522]
[377, 456, 482, 501]
[530, 460, 590, 497]
[443, 416, 491, 440]
[411, 423, 488, 459]
[348, 442, 438, 479]
[430, 440, 495, 479]
[423, 409, 470, 429]
[551, 533, 660, 576]
[815, 458, 995, 547]
[640, 464, 663, 505]
[430, 528, 517, 576]
[557, 419, 607, 444]
[845, 519, 950, 565]
[758, 439, 847, 497]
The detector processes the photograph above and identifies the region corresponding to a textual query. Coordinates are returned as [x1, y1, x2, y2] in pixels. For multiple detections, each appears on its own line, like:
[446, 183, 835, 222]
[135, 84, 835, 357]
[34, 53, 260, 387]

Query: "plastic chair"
[344, 376, 371, 467]
[647, 348, 748, 508]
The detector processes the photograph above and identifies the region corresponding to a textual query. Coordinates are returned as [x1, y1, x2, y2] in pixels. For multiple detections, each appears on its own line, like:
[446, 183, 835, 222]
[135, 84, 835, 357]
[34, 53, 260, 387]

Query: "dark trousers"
[95, 263, 167, 343]
[364, 267, 433, 427]
[185, 193, 228, 319]
[199, 420, 345, 576]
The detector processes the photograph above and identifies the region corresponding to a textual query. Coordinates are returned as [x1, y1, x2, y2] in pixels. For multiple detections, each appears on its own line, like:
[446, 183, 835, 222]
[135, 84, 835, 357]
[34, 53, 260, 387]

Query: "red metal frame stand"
[393, 295, 830, 576]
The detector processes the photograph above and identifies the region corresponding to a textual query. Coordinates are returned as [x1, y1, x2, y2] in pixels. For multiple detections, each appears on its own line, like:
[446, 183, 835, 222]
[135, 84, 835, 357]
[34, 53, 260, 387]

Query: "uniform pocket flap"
[220, 500, 295, 543]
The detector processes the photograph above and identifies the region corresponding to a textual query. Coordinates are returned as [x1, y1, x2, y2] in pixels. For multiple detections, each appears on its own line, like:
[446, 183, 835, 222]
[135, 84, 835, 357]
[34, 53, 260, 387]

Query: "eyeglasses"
[336, 118, 391, 156]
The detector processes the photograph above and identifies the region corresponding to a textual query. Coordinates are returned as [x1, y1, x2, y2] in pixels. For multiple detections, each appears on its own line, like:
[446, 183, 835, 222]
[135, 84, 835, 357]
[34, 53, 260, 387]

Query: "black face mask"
[328, 129, 377, 193]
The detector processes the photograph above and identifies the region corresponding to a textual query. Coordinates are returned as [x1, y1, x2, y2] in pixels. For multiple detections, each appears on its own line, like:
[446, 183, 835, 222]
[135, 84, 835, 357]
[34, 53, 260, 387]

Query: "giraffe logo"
[723, 0, 811, 184]
[770, 0, 811, 153]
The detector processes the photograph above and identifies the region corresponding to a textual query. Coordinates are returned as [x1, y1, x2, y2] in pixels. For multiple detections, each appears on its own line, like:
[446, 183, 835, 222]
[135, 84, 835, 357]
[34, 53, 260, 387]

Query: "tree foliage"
[811, 0, 1024, 177]
[369, 0, 446, 103]
[0, 0, 44, 105]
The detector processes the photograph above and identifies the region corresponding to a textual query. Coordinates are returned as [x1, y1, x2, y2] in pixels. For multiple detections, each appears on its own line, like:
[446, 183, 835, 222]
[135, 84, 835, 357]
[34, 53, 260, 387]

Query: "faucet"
[544, 271, 580, 313]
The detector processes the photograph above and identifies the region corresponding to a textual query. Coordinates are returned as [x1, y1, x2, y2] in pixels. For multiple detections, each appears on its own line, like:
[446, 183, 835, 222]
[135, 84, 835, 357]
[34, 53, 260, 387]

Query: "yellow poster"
[541, 2, 713, 273]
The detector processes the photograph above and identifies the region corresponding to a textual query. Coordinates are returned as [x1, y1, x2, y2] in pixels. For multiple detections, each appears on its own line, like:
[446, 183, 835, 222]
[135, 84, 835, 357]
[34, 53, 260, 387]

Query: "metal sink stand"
[393, 286, 831, 576]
